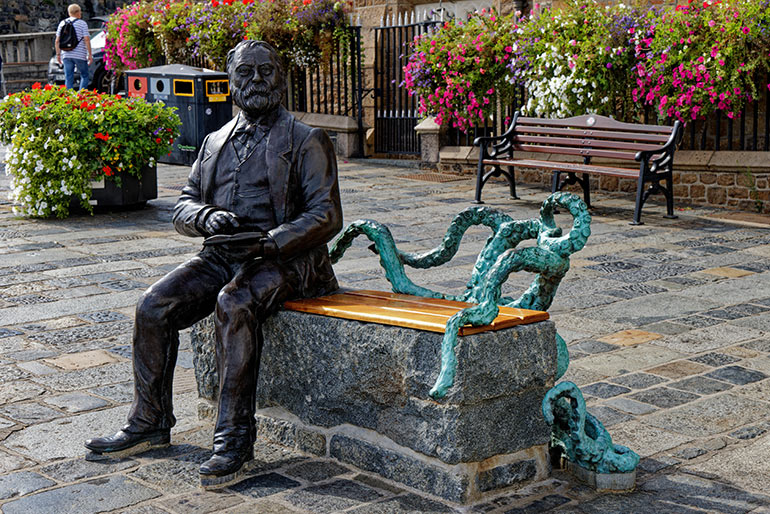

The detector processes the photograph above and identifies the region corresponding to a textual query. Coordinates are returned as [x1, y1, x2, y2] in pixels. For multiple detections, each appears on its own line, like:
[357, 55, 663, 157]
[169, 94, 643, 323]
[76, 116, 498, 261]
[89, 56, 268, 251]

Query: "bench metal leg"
[551, 171, 561, 194]
[663, 175, 678, 219]
[473, 161, 487, 205]
[631, 174, 646, 225]
[507, 165, 518, 200]
[581, 173, 591, 208]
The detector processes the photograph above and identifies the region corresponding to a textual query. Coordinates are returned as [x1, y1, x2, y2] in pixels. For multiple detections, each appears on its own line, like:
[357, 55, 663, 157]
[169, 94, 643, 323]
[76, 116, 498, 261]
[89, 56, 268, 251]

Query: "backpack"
[59, 19, 80, 51]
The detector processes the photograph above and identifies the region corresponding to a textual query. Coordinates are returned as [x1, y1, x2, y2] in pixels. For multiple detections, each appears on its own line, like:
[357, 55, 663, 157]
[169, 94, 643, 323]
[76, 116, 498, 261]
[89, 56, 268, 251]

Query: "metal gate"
[374, 14, 440, 155]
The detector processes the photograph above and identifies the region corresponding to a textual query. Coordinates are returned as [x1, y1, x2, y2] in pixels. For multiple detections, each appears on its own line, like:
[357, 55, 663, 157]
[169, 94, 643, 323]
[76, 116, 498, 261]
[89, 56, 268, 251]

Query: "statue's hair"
[226, 40, 284, 80]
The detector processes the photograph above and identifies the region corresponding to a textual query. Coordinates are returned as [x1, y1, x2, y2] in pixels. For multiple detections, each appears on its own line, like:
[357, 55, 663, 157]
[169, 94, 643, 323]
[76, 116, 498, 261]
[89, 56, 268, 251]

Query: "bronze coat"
[173, 107, 343, 297]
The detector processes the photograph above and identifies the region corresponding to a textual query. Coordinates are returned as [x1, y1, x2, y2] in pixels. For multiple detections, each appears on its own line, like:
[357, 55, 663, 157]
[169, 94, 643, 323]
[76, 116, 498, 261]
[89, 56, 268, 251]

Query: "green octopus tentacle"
[398, 207, 514, 269]
[542, 382, 640, 473]
[331, 193, 591, 399]
[328, 220, 445, 299]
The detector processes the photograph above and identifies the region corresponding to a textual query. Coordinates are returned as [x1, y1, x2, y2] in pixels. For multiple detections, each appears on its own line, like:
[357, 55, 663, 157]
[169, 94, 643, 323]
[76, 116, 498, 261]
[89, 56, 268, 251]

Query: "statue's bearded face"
[229, 45, 285, 118]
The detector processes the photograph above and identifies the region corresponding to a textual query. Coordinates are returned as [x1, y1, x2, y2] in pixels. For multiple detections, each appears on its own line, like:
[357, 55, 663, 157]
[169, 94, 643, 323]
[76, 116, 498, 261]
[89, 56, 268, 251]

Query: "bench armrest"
[473, 112, 520, 160]
[634, 120, 683, 171]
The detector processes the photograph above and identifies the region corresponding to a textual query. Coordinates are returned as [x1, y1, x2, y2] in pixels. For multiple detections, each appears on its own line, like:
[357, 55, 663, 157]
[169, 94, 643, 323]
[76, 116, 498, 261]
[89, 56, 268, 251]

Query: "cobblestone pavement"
[1, 155, 770, 513]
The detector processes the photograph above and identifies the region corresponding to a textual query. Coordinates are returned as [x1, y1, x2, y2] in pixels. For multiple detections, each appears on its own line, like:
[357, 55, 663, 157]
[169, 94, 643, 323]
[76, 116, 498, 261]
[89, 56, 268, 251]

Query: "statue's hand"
[206, 233, 278, 262]
[204, 210, 241, 235]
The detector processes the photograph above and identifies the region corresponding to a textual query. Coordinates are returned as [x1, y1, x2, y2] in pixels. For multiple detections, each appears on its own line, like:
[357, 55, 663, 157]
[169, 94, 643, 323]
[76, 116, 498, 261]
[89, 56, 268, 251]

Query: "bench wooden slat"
[483, 159, 641, 178]
[513, 126, 672, 144]
[516, 115, 675, 135]
[512, 134, 663, 153]
[510, 144, 640, 161]
[284, 290, 549, 336]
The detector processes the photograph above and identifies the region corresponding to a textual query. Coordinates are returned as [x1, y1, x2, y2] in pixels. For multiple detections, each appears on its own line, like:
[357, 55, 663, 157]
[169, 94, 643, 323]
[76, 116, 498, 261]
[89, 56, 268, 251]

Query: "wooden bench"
[473, 113, 683, 225]
[284, 289, 549, 335]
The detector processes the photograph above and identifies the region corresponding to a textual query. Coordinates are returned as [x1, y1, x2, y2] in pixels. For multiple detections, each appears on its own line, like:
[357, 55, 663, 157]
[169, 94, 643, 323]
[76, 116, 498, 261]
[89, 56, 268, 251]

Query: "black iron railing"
[374, 15, 442, 155]
[284, 26, 365, 156]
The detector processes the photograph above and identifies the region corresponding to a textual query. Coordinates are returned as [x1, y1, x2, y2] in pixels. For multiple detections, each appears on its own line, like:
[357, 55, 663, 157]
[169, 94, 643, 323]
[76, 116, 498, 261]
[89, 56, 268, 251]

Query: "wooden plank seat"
[473, 112, 684, 224]
[284, 289, 549, 336]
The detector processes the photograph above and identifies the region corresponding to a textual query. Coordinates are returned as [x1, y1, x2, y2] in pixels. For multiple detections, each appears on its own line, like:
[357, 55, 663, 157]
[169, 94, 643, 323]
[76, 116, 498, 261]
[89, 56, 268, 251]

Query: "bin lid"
[126, 64, 227, 77]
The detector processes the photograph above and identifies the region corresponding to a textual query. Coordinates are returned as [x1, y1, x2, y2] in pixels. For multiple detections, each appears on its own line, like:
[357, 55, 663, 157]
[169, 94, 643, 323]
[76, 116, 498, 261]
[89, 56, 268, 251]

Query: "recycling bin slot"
[174, 79, 195, 97]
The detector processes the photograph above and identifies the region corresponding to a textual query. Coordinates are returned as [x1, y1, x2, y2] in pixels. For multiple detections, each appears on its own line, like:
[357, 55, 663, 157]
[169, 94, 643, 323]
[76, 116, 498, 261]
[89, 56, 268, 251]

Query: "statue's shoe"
[199, 448, 255, 489]
[84, 429, 170, 461]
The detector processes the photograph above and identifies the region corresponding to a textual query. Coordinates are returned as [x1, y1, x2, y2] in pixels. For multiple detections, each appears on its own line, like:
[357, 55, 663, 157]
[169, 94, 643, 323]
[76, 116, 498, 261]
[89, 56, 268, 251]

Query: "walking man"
[85, 40, 342, 487]
[55, 4, 92, 90]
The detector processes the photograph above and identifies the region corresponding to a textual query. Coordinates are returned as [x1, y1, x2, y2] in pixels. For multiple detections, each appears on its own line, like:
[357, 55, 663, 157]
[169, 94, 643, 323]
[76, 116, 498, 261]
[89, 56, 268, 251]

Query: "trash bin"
[126, 64, 232, 166]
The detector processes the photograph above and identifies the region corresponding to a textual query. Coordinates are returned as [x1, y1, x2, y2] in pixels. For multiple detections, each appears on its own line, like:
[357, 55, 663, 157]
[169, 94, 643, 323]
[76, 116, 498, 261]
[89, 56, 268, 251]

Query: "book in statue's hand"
[203, 231, 267, 246]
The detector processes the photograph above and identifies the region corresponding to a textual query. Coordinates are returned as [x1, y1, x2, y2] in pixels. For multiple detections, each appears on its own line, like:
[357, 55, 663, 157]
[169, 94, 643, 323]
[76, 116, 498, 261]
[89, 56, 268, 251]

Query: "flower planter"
[86, 164, 157, 208]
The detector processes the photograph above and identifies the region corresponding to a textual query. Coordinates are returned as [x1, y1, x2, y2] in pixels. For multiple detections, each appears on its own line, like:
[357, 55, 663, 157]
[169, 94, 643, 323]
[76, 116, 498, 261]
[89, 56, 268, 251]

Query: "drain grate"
[400, 173, 469, 183]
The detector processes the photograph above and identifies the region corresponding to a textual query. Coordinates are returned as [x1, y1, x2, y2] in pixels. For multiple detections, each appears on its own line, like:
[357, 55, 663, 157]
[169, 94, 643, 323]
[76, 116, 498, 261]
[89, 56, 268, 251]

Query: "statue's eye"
[236, 66, 252, 77]
[259, 64, 274, 77]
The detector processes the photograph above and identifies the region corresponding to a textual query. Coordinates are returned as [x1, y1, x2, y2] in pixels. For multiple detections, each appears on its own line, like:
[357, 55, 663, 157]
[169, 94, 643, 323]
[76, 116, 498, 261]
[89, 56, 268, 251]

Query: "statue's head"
[226, 40, 286, 119]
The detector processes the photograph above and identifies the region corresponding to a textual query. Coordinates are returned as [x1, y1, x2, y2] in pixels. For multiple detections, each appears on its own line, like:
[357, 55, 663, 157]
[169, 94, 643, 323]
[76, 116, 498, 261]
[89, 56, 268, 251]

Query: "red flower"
[102, 165, 114, 176]
[80, 101, 89, 109]
[94, 132, 110, 141]
[156, 137, 162, 143]
[44, 84, 52, 91]
[31, 82, 41, 90]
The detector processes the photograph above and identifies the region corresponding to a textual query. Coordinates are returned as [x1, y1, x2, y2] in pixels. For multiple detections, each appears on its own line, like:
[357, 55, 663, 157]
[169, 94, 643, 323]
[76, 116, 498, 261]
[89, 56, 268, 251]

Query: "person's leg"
[128, 253, 231, 432]
[75, 58, 90, 90]
[62, 58, 75, 89]
[200, 259, 299, 480]
[86, 252, 231, 456]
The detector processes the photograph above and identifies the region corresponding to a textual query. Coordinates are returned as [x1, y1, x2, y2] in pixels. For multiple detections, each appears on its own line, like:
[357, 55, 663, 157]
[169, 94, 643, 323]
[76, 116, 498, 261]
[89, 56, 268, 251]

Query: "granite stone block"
[504, 494, 571, 513]
[285, 461, 350, 483]
[668, 376, 733, 395]
[329, 434, 468, 503]
[688, 352, 741, 367]
[644, 393, 770, 438]
[0, 471, 55, 500]
[476, 459, 537, 493]
[0, 475, 160, 514]
[609, 373, 667, 389]
[347, 493, 458, 513]
[193, 312, 556, 465]
[228, 472, 301, 499]
[581, 382, 631, 399]
[630, 387, 700, 408]
[284, 479, 383, 513]
[705, 366, 768, 385]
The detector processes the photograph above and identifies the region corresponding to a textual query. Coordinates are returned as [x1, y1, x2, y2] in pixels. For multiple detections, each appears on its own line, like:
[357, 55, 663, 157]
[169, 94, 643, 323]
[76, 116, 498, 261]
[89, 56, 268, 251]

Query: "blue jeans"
[63, 58, 90, 90]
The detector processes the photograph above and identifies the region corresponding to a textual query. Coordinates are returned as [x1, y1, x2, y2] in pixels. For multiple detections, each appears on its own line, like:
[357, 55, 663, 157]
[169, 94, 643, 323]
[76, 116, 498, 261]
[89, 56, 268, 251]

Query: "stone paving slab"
[2, 158, 770, 512]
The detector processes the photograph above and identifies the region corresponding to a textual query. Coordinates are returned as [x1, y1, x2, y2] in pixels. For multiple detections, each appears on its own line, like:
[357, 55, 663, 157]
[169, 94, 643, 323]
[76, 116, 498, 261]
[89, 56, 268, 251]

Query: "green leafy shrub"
[0, 84, 180, 218]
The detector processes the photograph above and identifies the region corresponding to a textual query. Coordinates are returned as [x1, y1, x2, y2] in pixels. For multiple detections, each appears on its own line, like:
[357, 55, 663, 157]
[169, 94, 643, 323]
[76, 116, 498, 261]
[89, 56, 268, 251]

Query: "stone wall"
[438, 148, 770, 215]
[1, 0, 120, 34]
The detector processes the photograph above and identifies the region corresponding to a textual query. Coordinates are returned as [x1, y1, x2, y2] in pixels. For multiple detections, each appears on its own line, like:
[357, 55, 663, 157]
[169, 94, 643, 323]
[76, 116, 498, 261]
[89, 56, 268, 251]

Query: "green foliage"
[403, 10, 520, 132]
[104, 0, 351, 73]
[0, 84, 180, 218]
[404, 0, 770, 129]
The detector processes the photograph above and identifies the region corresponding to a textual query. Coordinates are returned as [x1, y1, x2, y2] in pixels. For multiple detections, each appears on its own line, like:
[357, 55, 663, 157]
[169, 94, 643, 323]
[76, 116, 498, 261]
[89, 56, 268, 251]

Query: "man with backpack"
[55, 4, 92, 90]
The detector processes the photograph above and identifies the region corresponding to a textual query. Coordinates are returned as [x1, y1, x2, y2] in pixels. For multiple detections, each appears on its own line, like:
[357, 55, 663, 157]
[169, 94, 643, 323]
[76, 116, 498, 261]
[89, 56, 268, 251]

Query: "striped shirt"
[56, 17, 89, 61]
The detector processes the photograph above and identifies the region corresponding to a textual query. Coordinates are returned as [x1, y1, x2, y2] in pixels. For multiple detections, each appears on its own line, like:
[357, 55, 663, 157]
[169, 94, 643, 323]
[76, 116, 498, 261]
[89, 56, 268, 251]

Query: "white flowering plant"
[0, 83, 180, 218]
[507, 0, 652, 119]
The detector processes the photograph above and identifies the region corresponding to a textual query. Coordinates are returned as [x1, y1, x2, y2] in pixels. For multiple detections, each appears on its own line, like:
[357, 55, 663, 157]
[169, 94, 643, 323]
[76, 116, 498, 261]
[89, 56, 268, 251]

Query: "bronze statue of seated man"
[85, 40, 342, 486]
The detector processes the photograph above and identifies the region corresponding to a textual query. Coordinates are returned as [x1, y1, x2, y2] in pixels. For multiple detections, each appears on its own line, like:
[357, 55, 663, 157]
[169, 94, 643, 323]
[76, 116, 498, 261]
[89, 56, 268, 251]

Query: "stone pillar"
[414, 116, 442, 164]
